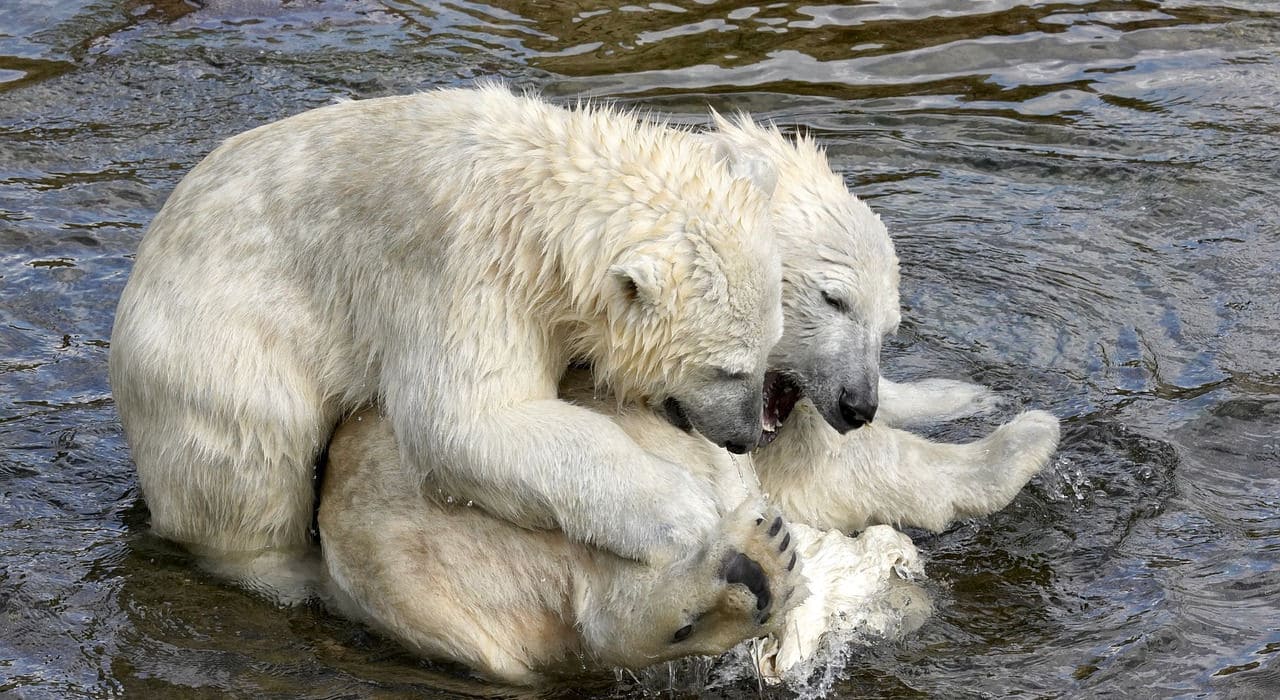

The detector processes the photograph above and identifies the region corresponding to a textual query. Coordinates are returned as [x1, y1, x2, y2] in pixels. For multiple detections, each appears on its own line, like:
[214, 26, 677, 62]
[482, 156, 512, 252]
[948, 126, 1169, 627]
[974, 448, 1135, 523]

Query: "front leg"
[394, 395, 723, 565]
[877, 377, 1001, 428]
[760, 410, 1060, 533]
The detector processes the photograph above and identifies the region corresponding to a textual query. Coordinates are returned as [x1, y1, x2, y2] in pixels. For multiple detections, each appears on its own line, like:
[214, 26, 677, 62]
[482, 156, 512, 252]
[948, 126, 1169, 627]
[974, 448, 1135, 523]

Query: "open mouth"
[761, 371, 802, 447]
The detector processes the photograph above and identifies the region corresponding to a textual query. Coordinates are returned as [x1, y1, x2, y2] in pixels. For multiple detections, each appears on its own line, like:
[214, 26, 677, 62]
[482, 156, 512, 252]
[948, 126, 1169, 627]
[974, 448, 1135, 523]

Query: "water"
[2, 1, 1278, 697]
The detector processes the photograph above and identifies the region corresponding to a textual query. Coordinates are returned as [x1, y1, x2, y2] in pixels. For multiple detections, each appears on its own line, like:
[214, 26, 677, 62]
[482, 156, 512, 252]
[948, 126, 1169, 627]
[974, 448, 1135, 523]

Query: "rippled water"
[3, 1, 1278, 697]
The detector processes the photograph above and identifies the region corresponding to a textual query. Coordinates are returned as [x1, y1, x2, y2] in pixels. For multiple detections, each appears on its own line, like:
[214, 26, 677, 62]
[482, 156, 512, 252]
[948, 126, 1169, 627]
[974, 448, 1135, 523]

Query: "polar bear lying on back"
[317, 116, 1061, 684]
[319, 378, 1035, 684]
[110, 86, 787, 597]
[321, 391, 807, 684]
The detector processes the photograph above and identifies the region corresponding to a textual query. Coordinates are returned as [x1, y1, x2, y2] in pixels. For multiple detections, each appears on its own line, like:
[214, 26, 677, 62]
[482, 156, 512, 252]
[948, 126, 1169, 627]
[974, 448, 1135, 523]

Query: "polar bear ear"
[609, 252, 669, 311]
[714, 141, 778, 198]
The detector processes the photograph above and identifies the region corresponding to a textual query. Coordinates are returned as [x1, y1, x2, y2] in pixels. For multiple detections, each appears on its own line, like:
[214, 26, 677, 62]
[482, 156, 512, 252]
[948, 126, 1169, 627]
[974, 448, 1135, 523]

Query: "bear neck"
[558, 316, 672, 408]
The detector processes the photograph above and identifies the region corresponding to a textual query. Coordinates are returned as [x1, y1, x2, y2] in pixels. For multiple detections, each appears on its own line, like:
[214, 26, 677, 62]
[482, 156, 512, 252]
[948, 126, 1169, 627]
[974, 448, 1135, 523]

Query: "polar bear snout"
[660, 370, 767, 453]
[808, 365, 879, 434]
[661, 395, 760, 452]
[838, 387, 878, 431]
[700, 413, 762, 455]
[683, 385, 764, 454]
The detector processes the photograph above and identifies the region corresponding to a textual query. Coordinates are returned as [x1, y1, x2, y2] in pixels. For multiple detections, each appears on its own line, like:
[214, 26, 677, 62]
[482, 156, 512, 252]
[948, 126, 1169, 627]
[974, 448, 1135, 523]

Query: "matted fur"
[109, 86, 783, 587]
[313, 115, 1061, 683]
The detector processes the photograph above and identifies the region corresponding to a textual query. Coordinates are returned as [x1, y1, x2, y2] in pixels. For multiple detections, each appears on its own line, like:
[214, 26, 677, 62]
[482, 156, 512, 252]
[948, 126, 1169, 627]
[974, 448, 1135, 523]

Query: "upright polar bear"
[316, 115, 1061, 683]
[109, 86, 785, 591]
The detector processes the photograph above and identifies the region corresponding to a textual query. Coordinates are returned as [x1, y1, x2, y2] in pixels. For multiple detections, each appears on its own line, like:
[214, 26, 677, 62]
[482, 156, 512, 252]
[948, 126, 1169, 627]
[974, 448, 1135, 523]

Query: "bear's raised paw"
[586, 506, 808, 667]
[657, 501, 807, 657]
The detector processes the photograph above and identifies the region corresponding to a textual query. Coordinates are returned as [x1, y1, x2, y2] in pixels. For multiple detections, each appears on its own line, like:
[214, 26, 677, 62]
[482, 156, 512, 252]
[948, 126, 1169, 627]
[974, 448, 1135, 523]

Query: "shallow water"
[2, 0, 1278, 697]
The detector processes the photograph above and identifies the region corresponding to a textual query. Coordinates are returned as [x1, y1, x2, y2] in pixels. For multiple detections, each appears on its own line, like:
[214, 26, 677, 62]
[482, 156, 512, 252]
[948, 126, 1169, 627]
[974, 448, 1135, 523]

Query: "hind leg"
[877, 377, 1001, 427]
[129, 410, 321, 552]
[763, 412, 1060, 533]
[112, 315, 335, 602]
[129, 390, 333, 602]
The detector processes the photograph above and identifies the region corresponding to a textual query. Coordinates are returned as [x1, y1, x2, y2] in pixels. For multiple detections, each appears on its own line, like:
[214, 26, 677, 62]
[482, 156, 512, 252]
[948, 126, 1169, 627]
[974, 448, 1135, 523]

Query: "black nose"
[839, 389, 877, 429]
[725, 441, 752, 454]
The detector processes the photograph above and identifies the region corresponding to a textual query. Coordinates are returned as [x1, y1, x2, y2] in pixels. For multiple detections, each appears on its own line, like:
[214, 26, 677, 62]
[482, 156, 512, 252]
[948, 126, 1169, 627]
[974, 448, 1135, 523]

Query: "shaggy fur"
[320, 397, 805, 684]
[109, 87, 783, 596]
[706, 117, 1059, 533]
[709, 115, 899, 434]
[314, 117, 1060, 683]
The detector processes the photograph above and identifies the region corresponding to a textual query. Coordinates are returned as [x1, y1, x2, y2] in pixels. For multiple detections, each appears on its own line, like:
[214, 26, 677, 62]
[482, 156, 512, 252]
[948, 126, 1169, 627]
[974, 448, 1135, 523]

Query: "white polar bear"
[108, 86, 785, 593]
[320, 396, 808, 685]
[316, 381, 1038, 685]
[315, 117, 1060, 684]
[705, 116, 1060, 534]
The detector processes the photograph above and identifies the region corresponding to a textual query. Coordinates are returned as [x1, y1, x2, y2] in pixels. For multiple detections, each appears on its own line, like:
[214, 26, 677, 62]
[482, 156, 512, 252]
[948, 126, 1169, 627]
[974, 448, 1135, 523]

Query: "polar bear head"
[709, 116, 900, 438]
[584, 147, 783, 454]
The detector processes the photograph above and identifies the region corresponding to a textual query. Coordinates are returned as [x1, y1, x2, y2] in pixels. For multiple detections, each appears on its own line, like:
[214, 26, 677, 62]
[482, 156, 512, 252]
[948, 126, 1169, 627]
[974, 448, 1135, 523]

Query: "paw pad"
[723, 552, 771, 610]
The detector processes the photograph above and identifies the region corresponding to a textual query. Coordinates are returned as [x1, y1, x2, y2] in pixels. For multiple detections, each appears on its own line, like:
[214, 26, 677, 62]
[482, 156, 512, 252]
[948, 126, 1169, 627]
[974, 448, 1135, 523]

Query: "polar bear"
[315, 117, 1059, 684]
[705, 116, 1060, 533]
[109, 86, 784, 593]
[316, 389, 1044, 684]
[320, 392, 807, 685]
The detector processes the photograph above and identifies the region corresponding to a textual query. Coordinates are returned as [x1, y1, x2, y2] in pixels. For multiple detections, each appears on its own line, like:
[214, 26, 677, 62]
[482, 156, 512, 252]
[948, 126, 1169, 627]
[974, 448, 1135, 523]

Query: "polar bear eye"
[671, 624, 694, 643]
[821, 291, 849, 314]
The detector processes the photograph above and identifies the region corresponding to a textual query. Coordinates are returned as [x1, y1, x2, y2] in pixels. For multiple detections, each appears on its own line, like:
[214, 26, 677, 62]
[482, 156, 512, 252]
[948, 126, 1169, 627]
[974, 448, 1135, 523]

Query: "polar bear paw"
[725, 506, 806, 625]
[593, 501, 809, 666]
[980, 410, 1060, 483]
[669, 501, 808, 650]
[953, 409, 1061, 519]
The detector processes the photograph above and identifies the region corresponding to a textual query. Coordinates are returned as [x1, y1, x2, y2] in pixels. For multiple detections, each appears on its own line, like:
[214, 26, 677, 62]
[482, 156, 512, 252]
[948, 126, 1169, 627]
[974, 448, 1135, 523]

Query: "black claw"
[767, 516, 783, 537]
[779, 532, 790, 552]
[787, 552, 797, 571]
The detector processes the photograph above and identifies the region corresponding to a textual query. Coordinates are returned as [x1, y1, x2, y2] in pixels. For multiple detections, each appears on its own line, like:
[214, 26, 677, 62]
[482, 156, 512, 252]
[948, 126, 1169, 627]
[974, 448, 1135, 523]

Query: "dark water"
[2, 1, 1278, 697]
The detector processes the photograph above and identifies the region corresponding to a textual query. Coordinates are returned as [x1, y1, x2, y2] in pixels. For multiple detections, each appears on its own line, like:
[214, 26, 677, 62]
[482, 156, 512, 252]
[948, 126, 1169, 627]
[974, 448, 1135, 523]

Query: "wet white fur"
[762, 382, 1060, 534]
[319, 401, 803, 685]
[707, 118, 1060, 534]
[707, 117, 895, 433]
[109, 86, 783, 580]
[315, 116, 1060, 683]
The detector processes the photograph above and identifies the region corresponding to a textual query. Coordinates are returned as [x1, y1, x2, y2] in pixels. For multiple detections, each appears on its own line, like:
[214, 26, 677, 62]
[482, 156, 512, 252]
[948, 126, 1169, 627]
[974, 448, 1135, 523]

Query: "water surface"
[2, 1, 1278, 697]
